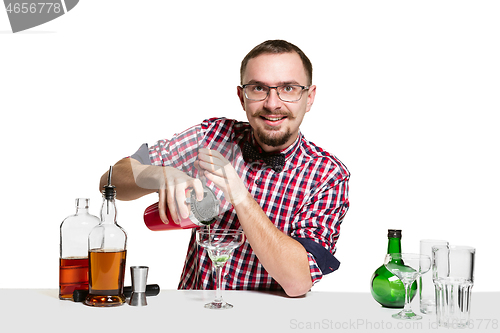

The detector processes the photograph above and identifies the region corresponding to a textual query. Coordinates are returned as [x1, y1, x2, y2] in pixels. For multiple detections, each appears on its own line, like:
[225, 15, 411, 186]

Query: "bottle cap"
[103, 166, 116, 200]
[387, 229, 402, 238]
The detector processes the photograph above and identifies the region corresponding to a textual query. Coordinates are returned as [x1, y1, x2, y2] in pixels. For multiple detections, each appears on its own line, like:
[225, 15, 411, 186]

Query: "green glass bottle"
[370, 229, 417, 308]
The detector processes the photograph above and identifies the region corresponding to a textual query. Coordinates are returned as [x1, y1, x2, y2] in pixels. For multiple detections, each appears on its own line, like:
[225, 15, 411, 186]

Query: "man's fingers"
[166, 181, 182, 223]
[191, 177, 205, 201]
[199, 148, 223, 158]
[174, 182, 190, 219]
[159, 165, 212, 221]
[198, 149, 229, 167]
[198, 150, 228, 179]
[158, 189, 169, 224]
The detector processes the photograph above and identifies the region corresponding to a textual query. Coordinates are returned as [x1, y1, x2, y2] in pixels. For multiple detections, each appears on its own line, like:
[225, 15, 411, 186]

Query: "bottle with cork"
[84, 166, 128, 307]
[370, 229, 417, 308]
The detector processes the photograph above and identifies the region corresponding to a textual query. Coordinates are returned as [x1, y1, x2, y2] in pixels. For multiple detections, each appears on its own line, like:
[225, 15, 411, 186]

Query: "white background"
[1, 0, 499, 292]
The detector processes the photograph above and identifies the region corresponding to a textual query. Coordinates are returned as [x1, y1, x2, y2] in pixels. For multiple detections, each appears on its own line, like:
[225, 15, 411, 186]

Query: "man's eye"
[254, 85, 265, 92]
[283, 85, 296, 93]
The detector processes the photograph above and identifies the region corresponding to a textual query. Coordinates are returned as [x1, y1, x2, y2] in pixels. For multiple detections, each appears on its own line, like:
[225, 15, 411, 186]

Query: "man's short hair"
[240, 40, 313, 86]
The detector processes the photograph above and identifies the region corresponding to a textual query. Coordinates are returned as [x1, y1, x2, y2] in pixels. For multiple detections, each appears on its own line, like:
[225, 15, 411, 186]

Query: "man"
[100, 40, 350, 297]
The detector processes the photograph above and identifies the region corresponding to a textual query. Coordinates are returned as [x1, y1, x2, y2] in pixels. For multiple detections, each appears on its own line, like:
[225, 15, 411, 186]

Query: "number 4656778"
[6, 3, 62, 14]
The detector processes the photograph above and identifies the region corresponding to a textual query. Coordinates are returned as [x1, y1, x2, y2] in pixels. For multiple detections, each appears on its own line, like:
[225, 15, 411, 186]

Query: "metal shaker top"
[186, 186, 219, 225]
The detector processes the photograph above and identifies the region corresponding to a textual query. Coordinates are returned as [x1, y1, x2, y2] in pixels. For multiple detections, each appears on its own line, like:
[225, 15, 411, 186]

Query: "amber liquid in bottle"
[84, 167, 127, 307]
[59, 257, 89, 300]
[59, 198, 99, 301]
[85, 249, 127, 306]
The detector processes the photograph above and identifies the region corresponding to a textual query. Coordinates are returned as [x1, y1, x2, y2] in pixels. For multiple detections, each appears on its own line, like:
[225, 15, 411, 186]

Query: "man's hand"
[157, 166, 204, 224]
[101, 158, 204, 225]
[197, 148, 312, 297]
[197, 148, 249, 206]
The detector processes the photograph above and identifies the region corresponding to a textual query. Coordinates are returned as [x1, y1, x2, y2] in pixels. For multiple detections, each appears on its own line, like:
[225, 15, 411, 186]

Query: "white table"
[1, 289, 498, 332]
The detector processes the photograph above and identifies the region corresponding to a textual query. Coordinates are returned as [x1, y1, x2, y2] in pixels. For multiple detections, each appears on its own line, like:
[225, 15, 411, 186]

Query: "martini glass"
[384, 253, 431, 320]
[196, 228, 245, 309]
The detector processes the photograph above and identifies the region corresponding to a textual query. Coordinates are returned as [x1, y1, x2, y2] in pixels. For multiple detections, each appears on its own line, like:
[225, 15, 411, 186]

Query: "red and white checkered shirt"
[143, 117, 350, 290]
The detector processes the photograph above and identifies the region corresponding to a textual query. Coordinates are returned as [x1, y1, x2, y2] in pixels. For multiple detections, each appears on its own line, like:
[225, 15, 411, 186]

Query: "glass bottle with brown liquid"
[84, 167, 128, 307]
[59, 198, 100, 300]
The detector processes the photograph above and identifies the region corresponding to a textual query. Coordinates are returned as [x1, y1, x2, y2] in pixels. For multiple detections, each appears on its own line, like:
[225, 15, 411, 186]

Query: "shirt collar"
[281, 131, 302, 161]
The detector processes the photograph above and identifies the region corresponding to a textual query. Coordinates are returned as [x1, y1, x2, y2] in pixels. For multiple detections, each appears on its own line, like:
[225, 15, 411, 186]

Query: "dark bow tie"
[242, 141, 285, 173]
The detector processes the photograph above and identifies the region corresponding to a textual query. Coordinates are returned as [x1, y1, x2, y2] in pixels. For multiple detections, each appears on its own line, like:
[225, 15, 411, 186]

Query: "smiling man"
[100, 40, 350, 297]
[238, 48, 314, 152]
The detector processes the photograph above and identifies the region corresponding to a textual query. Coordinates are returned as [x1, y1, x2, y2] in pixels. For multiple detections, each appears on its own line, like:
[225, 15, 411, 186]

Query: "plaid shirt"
[144, 117, 349, 290]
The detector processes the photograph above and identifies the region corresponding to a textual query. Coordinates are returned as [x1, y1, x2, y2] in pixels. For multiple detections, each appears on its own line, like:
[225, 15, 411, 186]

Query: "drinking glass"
[432, 245, 475, 328]
[384, 253, 431, 320]
[196, 228, 245, 309]
[419, 239, 448, 313]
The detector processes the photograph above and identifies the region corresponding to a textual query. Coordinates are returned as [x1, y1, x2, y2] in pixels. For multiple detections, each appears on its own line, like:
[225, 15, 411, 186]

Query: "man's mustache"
[253, 111, 294, 118]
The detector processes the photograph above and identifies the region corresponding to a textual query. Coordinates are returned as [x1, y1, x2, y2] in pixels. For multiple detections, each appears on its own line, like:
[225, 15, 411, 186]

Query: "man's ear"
[305, 85, 316, 113]
[237, 86, 245, 110]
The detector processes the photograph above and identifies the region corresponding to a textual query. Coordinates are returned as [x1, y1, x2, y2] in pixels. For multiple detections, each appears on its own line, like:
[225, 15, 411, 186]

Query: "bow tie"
[242, 141, 285, 173]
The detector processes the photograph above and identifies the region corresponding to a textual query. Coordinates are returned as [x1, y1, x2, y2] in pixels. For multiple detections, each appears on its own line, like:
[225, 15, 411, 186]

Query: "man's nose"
[264, 87, 282, 109]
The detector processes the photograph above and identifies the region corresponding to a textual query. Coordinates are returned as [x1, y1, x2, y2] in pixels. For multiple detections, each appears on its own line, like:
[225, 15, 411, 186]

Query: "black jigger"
[129, 266, 149, 306]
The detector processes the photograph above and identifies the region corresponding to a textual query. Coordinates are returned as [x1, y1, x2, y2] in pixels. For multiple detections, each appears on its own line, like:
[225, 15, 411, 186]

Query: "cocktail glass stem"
[403, 281, 412, 313]
[384, 253, 430, 320]
[393, 279, 421, 320]
[205, 262, 231, 309]
[215, 264, 223, 304]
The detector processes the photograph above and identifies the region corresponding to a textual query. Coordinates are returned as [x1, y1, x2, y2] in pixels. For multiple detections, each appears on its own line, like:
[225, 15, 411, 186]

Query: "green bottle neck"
[387, 237, 402, 254]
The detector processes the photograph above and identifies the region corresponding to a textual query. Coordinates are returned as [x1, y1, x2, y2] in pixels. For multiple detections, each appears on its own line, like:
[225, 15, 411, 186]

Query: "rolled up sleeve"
[291, 165, 349, 284]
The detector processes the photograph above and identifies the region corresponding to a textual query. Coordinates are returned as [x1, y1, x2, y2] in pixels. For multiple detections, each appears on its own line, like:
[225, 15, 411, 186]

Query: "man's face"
[238, 52, 316, 153]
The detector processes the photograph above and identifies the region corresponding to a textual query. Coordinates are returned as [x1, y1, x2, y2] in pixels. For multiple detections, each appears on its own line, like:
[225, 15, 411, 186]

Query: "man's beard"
[255, 126, 293, 148]
[252, 109, 295, 148]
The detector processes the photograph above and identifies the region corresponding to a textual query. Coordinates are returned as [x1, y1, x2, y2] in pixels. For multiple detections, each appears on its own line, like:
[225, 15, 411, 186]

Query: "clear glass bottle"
[84, 167, 127, 307]
[370, 229, 417, 308]
[59, 198, 100, 300]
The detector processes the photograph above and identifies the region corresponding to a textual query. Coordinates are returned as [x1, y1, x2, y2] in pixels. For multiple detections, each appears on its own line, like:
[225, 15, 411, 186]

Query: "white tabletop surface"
[1, 289, 498, 332]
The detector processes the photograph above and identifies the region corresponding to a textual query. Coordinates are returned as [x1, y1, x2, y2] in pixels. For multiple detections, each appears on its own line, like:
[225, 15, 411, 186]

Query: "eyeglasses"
[241, 84, 310, 102]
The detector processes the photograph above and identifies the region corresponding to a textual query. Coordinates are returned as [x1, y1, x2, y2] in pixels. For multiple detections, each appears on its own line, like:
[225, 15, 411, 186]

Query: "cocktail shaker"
[144, 184, 220, 231]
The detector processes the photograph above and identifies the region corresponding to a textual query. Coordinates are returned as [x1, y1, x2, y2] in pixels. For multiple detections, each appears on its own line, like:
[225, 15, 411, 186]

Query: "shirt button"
[224, 274, 231, 280]
[255, 179, 261, 185]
